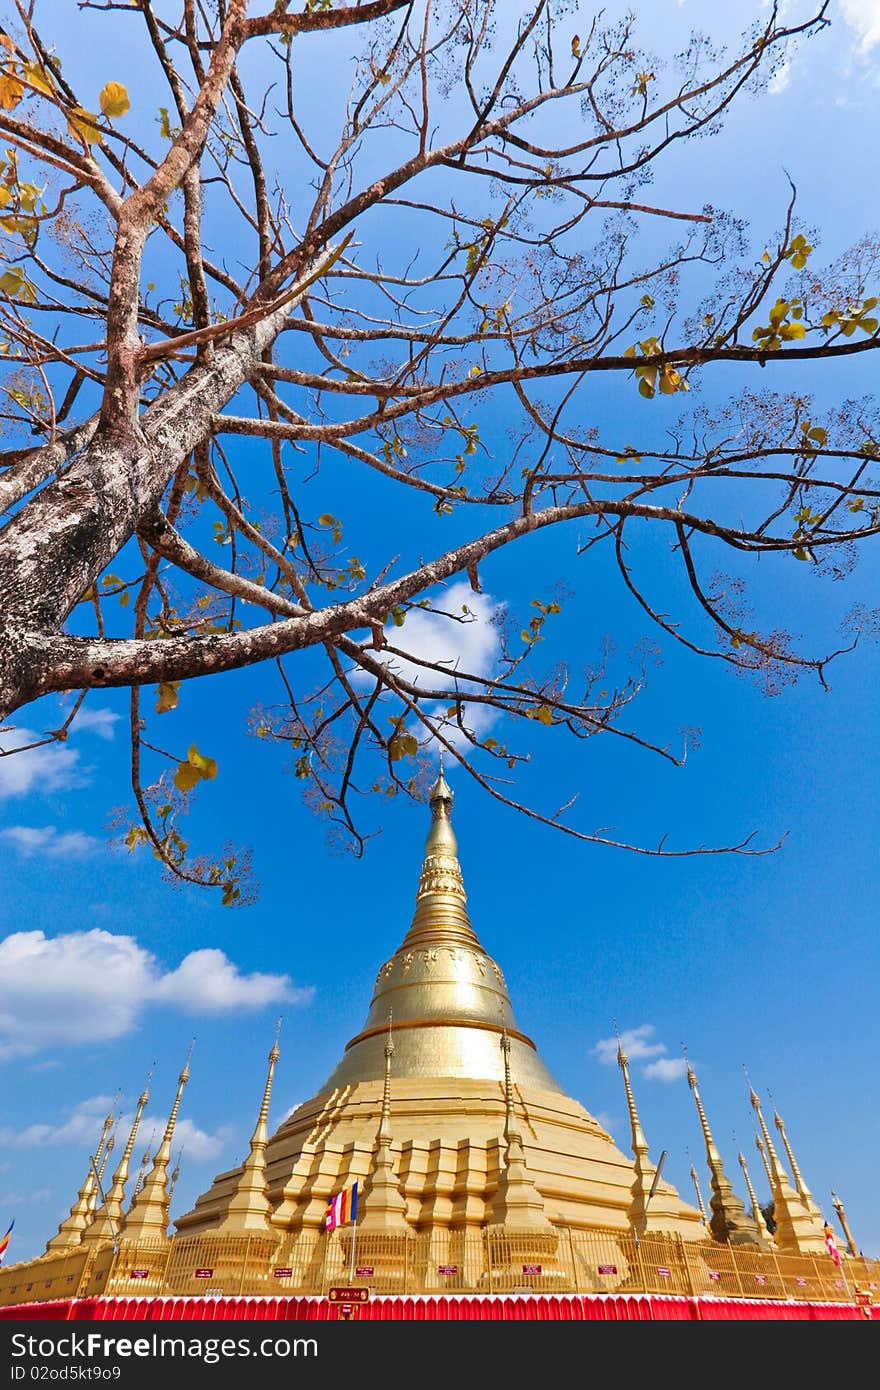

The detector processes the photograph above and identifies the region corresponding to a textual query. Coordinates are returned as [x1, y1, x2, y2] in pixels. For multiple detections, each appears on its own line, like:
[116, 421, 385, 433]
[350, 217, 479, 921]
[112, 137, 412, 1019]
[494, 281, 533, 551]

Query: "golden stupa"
[1, 770, 873, 1310]
[175, 769, 704, 1251]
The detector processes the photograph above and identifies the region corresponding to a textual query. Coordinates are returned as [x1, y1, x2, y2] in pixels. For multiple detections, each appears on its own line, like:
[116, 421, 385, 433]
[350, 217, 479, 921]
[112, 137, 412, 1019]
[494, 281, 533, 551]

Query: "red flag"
[824, 1222, 841, 1268]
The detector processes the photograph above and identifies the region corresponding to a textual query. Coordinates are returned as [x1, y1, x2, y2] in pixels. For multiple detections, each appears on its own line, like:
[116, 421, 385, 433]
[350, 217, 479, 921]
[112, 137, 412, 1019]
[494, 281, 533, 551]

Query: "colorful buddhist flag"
[325, 1181, 358, 1233]
[824, 1222, 841, 1268]
[0, 1221, 13, 1265]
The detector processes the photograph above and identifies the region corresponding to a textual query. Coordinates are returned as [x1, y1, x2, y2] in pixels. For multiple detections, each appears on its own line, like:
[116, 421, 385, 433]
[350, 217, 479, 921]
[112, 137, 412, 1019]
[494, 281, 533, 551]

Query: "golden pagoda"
[3, 774, 877, 1315]
[176, 769, 706, 1253]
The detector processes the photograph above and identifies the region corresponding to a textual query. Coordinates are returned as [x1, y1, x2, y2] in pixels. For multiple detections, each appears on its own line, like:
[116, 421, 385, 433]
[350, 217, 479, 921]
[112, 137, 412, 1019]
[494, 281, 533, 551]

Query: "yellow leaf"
[22, 62, 54, 96]
[67, 107, 102, 146]
[535, 706, 553, 725]
[0, 72, 23, 111]
[187, 743, 217, 779]
[99, 81, 130, 119]
[155, 681, 179, 714]
[173, 761, 201, 792]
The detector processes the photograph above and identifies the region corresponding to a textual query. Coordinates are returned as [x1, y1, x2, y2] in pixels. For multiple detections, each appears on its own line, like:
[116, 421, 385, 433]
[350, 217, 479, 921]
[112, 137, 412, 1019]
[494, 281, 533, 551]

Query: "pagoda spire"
[85, 1070, 152, 1246]
[133, 1131, 156, 1201]
[487, 1026, 553, 1231]
[755, 1131, 774, 1192]
[46, 1109, 114, 1250]
[402, 765, 479, 950]
[738, 1150, 774, 1243]
[616, 1028, 671, 1238]
[685, 1053, 761, 1245]
[358, 1010, 411, 1232]
[688, 1158, 708, 1228]
[831, 1190, 859, 1257]
[746, 1073, 826, 1253]
[322, 762, 559, 1095]
[123, 1042, 193, 1241]
[210, 1024, 282, 1234]
[168, 1151, 183, 1205]
[773, 1105, 821, 1218]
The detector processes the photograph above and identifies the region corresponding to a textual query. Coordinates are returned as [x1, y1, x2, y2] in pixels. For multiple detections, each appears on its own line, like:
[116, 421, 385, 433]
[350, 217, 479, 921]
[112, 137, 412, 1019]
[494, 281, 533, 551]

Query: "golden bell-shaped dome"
[321, 769, 563, 1092]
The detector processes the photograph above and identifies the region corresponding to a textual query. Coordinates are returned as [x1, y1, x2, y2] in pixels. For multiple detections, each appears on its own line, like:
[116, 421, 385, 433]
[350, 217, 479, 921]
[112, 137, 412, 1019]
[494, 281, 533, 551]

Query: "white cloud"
[0, 1187, 51, 1204]
[169, 1117, 234, 1162]
[6, 1095, 116, 1148]
[767, 61, 791, 94]
[71, 707, 120, 741]
[151, 949, 314, 1014]
[593, 1025, 687, 1082]
[354, 581, 503, 691]
[351, 580, 505, 748]
[0, 726, 87, 799]
[592, 1110, 618, 1135]
[840, 0, 880, 54]
[0, 1095, 231, 1162]
[0, 707, 118, 800]
[592, 1024, 667, 1066]
[0, 930, 308, 1060]
[0, 825, 101, 859]
[643, 1057, 689, 1083]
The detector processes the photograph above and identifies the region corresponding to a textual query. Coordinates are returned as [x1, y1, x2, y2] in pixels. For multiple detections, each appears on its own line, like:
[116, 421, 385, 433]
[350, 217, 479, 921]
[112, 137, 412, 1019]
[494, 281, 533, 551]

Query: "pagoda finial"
[687, 1054, 762, 1245]
[773, 1104, 819, 1216]
[85, 1067, 153, 1245]
[133, 1130, 156, 1200]
[401, 756, 477, 947]
[831, 1190, 859, 1257]
[746, 1072, 827, 1252]
[379, 1008, 394, 1142]
[746, 1073, 788, 1188]
[738, 1150, 774, 1243]
[168, 1148, 184, 1203]
[123, 1041, 194, 1241]
[203, 1028, 279, 1234]
[357, 1009, 410, 1234]
[500, 1017, 517, 1144]
[486, 1014, 552, 1234]
[616, 1024, 649, 1159]
[686, 1148, 708, 1226]
[754, 1131, 773, 1188]
[259, 1022, 282, 1129]
[615, 1025, 665, 1239]
[46, 1110, 115, 1250]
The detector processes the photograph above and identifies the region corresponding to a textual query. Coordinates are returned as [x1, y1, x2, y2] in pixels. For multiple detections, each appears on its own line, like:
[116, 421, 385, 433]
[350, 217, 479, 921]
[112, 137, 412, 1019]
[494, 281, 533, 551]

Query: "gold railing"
[1, 1228, 876, 1307]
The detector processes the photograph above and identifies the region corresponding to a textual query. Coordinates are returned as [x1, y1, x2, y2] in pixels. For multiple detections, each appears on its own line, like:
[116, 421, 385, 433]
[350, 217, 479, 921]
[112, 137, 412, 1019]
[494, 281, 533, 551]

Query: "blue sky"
[1, 0, 879, 1266]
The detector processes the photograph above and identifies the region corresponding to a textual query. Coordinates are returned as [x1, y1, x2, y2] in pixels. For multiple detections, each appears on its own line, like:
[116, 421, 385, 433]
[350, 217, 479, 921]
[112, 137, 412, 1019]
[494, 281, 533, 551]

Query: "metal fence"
[1, 1228, 875, 1307]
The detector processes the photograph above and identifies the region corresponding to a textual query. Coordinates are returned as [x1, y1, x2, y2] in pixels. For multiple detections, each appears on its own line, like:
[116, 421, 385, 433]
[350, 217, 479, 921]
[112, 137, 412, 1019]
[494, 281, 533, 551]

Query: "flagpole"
[349, 1197, 357, 1283]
